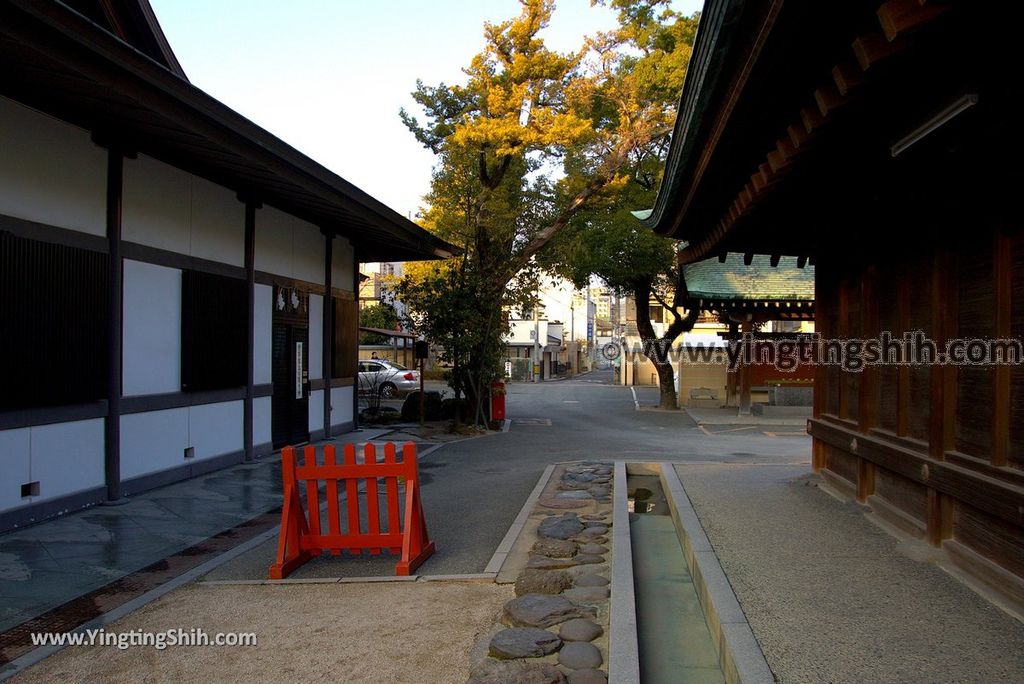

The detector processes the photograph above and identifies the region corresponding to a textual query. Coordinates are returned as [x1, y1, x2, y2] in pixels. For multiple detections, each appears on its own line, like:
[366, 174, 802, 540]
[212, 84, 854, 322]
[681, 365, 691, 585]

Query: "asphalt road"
[205, 369, 810, 579]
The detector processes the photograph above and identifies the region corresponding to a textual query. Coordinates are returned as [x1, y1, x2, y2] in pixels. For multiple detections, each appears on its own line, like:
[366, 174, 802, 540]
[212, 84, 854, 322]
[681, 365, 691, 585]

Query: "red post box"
[490, 381, 506, 422]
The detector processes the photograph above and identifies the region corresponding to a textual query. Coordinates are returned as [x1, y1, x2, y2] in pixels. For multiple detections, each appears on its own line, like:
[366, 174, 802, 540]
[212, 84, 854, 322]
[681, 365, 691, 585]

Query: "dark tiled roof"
[684, 253, 814, 301]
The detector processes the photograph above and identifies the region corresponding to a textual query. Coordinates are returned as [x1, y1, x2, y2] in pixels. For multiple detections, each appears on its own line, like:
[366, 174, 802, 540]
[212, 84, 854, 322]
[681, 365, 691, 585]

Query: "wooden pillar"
[104, 148, 124, 502]
[242, 201, 257, 461]
[812, 262, 826, 471]
[738, 320, 752, 416]
[856, 265, 878, 502]
[322, 231, 333, 439]
[993, 230, 1012, 467]
[352, 247, 360, 428]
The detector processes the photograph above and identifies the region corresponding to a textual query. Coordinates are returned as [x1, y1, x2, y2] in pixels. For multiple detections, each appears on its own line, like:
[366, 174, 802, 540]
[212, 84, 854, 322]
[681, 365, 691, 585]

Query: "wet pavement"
[0, 429, 394, 637]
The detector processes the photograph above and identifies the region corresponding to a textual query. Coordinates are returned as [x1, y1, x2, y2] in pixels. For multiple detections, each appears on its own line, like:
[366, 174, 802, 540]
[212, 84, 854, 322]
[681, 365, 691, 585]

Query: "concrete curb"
[684, 408, 809, 426]
[659, 464, 774, 684]
[609, 461, 640, 683]
[483, 464, 557, 575]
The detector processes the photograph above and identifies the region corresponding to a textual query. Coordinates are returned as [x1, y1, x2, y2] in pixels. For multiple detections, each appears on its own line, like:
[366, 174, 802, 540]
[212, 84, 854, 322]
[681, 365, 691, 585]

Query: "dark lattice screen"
[0, 233, 108, 411]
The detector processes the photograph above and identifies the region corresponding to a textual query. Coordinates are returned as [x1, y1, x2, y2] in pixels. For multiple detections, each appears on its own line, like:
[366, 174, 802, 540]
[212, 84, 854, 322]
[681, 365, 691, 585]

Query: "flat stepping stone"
[562, 472, 596, 483]
[572, 554, 604, 565]
[587, 487, 610, 498]
[531, 539, 577, 558]
[568, 669, 607, 684]
[503, 594, 596, 628]
[538, 514, 585, 540]
[539, 498, 588, 509]
[516, 569, 573, 595]
[573, 574, 609, 587]
[578, 543, 608, 555]
[563, 586, 610, 603]
[576, 526, 608, 537]
[558, 642, 603, 670]
[558, 618, 604, 642]
[468, 659, 567, 684]
[583, 521, 610, 528]
[555, 491, 592, 500]
[489, 628, 562, 659]
[527, 555, 578, 570]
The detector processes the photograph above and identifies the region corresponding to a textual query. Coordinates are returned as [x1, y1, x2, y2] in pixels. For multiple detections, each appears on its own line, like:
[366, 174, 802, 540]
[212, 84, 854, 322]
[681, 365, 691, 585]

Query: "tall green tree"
[397, 0, 698, 419]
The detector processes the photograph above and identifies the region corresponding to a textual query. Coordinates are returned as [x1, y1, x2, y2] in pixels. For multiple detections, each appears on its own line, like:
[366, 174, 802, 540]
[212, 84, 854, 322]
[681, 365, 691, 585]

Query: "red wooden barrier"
[269, 441, 435, 579]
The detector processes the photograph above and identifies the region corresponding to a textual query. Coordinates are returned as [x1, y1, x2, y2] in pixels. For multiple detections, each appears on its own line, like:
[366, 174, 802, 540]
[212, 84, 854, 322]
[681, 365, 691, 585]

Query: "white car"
[358, 360, 420, 398]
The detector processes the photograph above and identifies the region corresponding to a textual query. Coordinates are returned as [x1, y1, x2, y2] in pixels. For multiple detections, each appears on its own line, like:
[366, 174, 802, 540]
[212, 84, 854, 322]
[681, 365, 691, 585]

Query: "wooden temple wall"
[809, 226, 1024, 607]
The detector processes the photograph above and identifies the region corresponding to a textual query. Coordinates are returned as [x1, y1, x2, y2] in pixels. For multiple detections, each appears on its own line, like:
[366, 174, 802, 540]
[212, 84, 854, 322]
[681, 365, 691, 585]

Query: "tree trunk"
[630, 276, 700, 410]
[654, 360, 677, 410]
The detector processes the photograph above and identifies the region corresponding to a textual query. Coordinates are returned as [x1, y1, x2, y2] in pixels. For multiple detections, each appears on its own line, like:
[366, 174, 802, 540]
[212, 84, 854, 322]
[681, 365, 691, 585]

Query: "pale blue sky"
[150, 0, 701, 220]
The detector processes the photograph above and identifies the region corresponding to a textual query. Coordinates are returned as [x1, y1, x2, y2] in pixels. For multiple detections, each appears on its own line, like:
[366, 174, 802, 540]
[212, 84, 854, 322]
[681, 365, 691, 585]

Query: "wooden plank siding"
[811, 225, 1024, 601]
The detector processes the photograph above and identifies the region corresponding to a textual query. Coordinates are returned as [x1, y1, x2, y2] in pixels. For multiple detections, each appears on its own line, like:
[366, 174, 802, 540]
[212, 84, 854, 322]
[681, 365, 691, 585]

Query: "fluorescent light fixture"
[891, 94, 979, 157]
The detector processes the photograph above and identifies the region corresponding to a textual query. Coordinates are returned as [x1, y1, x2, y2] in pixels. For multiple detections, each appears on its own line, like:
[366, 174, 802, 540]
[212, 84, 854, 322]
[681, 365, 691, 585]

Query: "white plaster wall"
[0, 428, 31, 512]
[308, 390, 324, 432]
[253, 397, 272, 447]
[255, 204, 324, 283]
[29, 419, 104, 502]
[120, 408, 189, 480]
[330, 386, 354, 428]
[293, 221, 323, 285]
[123, 154, 244, 265]
[123, 154, 190, 253]
[189, 401, 243, 460]
[254, 284, 273, 385]
[123, 259, 181, 396]
[0, 97, 106, 236]
[332, 237, 355, 289]
[190, 175, 244, 266]
[309, 294, 323, 379]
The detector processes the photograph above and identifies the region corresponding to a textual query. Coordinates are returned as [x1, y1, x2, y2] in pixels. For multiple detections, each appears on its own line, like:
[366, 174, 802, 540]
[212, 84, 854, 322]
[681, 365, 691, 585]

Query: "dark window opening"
[181, 270, 246, 391]
[0, 233, 108, 412]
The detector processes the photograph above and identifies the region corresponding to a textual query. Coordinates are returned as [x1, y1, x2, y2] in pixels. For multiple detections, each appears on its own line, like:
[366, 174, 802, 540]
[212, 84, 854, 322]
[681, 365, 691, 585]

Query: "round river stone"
[558, 642, 603, 670]
[558, 619, 604, 642]
[568, 669, 607, 684]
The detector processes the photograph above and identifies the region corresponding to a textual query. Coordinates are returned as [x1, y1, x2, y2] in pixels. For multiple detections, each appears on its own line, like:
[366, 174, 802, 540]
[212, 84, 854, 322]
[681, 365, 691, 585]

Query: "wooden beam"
[814, 84, 846, 117]
[766, 150, 787, 173]
[758, 162, 773, 186]
[877, 0, 950, 41]
[832, 62, 863, 96]
[800, 105, 824, 134]
[788, 123, 809, 149]
[853, 32, 906, 71]
[751, 171, 766, 192]
[776, 137, 796, 162]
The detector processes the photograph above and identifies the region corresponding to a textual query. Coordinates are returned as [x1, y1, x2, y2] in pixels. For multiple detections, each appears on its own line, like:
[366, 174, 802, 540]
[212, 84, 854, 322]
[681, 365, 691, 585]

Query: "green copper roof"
[684, 253, 814, 301]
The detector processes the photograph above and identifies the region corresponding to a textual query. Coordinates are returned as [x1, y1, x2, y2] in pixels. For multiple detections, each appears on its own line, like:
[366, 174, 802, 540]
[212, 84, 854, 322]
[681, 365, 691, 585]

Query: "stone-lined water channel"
[628, 473, 724, 684]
